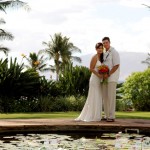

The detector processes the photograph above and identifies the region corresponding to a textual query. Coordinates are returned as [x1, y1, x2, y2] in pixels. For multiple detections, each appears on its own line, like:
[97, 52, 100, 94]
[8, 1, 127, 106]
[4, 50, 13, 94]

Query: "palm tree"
[22, 52, 50, 73]
[0, 1, 29, 55]
[0, 18, 14, 55]
[41, 33, 81, 80]
[142, 53, 150, 68]
[0, 0, 30, 13]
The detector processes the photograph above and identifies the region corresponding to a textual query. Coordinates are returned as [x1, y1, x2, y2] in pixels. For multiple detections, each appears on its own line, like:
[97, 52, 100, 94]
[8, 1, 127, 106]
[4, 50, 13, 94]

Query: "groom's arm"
[104, 49, 120, 78]
[109, 64, 119, 76]
[110, 49, 120, 76]
[103, 64, 119, 79]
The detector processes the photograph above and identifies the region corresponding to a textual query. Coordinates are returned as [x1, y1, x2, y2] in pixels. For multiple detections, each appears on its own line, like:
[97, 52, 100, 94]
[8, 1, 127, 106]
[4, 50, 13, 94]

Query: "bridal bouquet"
[98, 65, 109, 84]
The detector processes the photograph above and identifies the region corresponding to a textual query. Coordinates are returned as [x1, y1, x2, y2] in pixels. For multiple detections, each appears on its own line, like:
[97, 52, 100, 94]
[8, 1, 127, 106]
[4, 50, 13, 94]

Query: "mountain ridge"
[74, 52, 148, 81]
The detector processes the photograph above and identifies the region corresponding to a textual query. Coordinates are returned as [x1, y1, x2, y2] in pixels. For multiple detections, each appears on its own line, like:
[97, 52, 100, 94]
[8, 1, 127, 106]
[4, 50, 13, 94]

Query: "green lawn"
[0, 111, 149, 119]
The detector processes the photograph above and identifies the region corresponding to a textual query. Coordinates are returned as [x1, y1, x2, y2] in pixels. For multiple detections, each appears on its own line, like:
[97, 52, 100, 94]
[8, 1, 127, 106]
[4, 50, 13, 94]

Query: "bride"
[75, 42, 104, 122]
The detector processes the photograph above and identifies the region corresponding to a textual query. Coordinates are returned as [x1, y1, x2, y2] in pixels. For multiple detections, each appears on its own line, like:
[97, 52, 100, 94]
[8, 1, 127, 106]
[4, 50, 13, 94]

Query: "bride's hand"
[99, 74, 103, 79]
[103, 73, 109, 79]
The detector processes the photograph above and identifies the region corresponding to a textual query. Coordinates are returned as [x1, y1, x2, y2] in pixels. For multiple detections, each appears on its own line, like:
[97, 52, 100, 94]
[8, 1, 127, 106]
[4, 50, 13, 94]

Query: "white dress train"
[75, 59, 102, 122]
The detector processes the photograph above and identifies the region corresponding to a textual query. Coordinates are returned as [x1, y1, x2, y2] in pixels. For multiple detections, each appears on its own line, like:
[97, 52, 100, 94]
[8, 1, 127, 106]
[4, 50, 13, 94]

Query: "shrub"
[122, 68, 150, 111]
[58, 63, 91, 96]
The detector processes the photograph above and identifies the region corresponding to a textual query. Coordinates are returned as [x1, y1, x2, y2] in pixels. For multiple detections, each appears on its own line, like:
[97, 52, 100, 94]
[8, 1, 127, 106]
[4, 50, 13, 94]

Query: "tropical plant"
[0, 57, 41, 112]
[39, 76, 61, 97]
[41, 33, 81, 80]
[22, 52, 50, 72]
[0, 57, 40, 97]
[122, 68, 150, 111]
[142, 53, 150, 68]
[58, 63, 91, 96]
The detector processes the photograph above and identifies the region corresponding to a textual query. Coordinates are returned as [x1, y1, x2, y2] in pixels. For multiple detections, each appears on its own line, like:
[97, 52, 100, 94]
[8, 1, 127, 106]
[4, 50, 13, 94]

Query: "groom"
[102, 37, 120, 122]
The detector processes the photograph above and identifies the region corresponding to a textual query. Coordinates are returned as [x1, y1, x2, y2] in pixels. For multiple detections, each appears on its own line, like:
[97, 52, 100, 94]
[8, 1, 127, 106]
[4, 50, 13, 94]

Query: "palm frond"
[70, 46, 81, 53]
[0, 0, 30, 13]
[142, 4, 150, 8]
[0, 29, 14, 40]
[0, 18, 5, 24]
[0, 45, 10, 54]
[71, 56, 82, 63]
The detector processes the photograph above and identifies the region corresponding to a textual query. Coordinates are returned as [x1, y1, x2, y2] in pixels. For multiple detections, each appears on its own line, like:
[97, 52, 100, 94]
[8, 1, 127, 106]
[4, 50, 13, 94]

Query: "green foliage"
[49, 95, 86, 112]
[58, 63, 91, 96]
[116, 99, 133, 111]
[116, 82, 124, 100]
[122, 68, 150, 111]
[0, 58, 40, 97]
[0, 59, 88, 112]
[36, 96, 54, 112]
[18, 95, 86, 112]
[39, 76, 61, 97]
[116, 82, 133, 111]
[12, 96, 39, 112]
[0, 58, 41, 112]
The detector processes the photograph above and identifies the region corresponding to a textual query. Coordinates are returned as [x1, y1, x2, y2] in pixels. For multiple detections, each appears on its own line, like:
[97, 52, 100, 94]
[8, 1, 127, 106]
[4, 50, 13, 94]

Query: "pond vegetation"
[0, 132, 149, 150]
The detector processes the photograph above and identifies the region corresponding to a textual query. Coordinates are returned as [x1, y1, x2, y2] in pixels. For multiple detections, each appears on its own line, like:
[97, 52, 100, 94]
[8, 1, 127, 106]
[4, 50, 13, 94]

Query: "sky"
[1, 0, 150, 63]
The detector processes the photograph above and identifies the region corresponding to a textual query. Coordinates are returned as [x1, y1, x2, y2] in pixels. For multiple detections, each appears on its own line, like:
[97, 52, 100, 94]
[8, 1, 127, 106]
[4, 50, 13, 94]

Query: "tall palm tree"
[41, 33, 82, 80]
[142, 53, 150, 68]
[23, 52, 50, 73]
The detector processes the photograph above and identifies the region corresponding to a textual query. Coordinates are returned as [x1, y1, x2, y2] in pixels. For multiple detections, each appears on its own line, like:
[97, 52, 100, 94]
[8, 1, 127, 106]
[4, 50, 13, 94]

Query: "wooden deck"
[0, 118, 149, 134]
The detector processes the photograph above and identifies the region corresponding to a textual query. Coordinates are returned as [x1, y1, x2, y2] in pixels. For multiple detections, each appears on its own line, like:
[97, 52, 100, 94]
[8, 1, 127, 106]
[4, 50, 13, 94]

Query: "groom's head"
[102, 37, 110, 51]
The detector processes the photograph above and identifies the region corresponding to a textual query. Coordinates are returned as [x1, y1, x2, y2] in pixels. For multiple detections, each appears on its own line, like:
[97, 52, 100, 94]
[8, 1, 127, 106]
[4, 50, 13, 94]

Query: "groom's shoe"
[101, 117, 107, 121]
[107, 118, 115, 122]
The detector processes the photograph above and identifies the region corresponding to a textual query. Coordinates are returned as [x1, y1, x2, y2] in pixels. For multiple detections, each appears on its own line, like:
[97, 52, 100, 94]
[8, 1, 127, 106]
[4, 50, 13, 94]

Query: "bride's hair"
[95, 42, 104, 63]
[95, 42, 103, 49]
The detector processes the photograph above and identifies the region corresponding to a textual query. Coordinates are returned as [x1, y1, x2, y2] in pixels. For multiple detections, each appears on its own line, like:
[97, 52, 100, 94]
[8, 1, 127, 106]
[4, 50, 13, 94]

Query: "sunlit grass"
[116, 111, 150, 119]
[0, 111, 149, 119]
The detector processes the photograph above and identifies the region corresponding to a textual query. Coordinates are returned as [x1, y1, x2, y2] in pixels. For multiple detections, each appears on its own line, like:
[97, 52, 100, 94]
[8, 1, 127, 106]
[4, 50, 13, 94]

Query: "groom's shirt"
[103, 46, 120, 82]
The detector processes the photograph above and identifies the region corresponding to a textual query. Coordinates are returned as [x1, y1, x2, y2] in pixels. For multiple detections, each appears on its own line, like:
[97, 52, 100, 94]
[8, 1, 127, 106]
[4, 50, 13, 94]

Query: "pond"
[0, 132, 150, 150]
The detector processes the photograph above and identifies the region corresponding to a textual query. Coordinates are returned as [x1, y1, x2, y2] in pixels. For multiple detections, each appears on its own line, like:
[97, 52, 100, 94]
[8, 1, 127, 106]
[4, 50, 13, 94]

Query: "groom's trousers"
[102, 82, 117, 119]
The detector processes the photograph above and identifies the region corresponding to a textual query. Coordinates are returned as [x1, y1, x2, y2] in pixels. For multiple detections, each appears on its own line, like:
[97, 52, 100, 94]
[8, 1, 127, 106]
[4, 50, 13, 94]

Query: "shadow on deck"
[0, 118, 149, 134]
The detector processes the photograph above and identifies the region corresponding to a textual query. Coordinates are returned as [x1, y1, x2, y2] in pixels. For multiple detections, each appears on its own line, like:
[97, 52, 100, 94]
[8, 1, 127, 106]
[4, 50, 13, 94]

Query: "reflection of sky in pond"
[0, 133, 149, 149]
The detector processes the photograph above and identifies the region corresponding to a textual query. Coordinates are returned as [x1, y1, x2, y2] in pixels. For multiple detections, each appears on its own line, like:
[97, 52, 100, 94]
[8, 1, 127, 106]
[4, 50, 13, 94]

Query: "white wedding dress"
[75, 58, 102, 122]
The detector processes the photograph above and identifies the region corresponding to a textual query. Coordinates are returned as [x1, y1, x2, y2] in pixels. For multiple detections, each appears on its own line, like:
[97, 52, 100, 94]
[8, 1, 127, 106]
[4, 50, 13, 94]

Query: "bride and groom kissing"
[75, 37, 120, 122]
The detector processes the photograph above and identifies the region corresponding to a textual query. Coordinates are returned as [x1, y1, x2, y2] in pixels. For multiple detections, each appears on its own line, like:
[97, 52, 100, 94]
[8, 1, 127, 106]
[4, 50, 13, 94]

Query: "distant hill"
[74, 52, 148, 82]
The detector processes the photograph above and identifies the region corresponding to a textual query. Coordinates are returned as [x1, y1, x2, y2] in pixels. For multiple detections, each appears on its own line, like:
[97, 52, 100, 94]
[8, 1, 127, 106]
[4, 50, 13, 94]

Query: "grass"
[0, 111, 149, 119]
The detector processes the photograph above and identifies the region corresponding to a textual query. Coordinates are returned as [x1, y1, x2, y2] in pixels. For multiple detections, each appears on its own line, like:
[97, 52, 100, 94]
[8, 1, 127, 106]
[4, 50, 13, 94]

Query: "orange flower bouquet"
[98, 65, 109, 84]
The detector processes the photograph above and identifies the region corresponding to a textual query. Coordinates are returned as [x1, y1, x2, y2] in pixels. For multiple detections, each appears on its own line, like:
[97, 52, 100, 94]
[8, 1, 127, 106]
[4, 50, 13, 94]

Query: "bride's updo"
[95, 42, 103, 49]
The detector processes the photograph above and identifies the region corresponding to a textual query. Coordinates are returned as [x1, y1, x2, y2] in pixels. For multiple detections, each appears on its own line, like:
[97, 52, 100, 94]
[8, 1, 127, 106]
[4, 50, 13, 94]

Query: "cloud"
[0, 0, 150, 64]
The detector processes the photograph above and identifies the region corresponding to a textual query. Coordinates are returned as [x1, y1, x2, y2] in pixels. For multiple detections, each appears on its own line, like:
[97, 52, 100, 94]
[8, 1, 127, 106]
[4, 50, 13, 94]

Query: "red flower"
[98, 65, 109, 74]
[98, 65, 109, 84]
